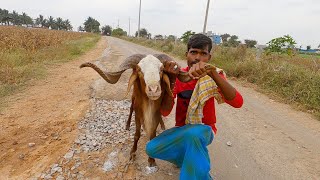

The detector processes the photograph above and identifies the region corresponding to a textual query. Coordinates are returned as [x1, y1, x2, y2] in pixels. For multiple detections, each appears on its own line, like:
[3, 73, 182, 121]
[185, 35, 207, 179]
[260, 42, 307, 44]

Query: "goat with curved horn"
[79, 53, 217, 169]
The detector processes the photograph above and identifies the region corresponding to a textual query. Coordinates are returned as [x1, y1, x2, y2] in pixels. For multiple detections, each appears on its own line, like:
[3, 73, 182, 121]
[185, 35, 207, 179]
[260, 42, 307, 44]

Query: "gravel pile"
[37, 98, 144, 179]
[77, 99, 137, 152]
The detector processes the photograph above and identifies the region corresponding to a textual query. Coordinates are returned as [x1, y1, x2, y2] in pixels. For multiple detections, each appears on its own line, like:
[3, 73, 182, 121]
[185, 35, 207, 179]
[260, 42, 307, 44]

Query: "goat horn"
[153, 54, 174, 64]
[80, 54, 146, 84]
[80, 62, 125, 84]
[177, 64, 217, 83]
[118, 54, 146, 71]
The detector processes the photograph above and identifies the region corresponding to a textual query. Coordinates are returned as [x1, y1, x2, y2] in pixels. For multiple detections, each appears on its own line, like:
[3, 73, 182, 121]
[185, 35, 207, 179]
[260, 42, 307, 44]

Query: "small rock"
[64, 150, 74, 160]
[264, 125, 267, 128]
[44, 174, 53, 179]
[40, 136, 48, 140]
[12, 141, 18, 145]
[28, 143, 36, 147]
[226, 141, 232, 146]
[65, 127, 72, 132]
[19, 154, 25, 159]
[56, 175, 65, 180]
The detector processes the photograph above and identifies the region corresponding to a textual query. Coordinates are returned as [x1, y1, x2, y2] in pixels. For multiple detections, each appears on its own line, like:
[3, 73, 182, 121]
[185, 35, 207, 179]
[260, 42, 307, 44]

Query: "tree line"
[0, 8, 72, 30]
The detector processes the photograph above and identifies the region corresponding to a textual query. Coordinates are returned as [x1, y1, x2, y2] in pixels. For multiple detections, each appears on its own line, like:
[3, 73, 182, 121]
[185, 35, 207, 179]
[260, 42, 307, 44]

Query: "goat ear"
[125, 72, 138, 98]
[163, 73, 174, 97]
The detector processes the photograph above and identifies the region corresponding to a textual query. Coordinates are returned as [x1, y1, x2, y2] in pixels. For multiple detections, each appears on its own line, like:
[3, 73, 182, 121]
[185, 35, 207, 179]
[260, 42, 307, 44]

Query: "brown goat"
[80, 54, 212, 167]
[125, 95, 165, 131]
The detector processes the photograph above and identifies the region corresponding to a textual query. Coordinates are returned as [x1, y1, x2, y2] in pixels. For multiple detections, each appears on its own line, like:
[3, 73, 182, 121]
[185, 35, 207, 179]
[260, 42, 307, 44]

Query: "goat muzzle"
[145, 83, 162, 100]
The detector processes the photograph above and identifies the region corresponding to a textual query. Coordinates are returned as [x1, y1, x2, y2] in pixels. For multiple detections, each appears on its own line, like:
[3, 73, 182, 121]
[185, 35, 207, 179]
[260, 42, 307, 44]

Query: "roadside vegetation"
[0, 26, 100, 100]
[120, 35, 320, 119]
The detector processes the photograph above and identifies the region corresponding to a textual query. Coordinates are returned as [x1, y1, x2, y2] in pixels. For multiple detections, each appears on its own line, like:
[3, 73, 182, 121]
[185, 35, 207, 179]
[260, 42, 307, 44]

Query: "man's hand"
[163, 61, 180, 81]
[188, 61, 208, 79]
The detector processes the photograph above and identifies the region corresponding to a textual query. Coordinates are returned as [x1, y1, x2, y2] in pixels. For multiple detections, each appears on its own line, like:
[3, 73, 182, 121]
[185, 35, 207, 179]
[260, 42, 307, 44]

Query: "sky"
[1, 0, 320, 48]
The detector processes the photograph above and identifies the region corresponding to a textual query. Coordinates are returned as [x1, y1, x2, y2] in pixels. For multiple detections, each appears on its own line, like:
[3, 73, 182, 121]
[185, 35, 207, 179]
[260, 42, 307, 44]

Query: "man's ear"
[185, 51, 188, 57]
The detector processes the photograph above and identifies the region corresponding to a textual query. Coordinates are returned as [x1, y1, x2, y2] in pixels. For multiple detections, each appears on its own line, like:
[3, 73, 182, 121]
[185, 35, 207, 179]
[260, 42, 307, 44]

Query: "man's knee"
[184, 125, 213, 145]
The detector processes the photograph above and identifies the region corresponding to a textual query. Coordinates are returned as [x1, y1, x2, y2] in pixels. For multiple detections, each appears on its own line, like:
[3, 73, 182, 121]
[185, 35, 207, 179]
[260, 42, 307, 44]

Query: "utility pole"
[129, 17, 131, 36]
[117, 19, 119, 28]
[203, 0, 211, 34]
[138, 0, 141, 37]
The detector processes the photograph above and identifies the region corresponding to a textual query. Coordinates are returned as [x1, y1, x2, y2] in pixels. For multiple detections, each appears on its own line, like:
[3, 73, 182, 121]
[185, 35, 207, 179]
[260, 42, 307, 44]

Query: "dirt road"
[1, 36, 319, 179]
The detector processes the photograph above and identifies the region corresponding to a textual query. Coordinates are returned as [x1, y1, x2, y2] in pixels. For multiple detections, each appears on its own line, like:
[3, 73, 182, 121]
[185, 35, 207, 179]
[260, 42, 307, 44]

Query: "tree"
[112, 27, 127, 36]
[180, 30, 195, 44]
[0, 9, 12, 25]
[55, 17, 64, 30]
[167, 35, 176, 41]
[135, 28, 148, 38]
[307, 45, 311, 50]
[78, 26, 85, 32]
[20, 12, 33, 26]
[101, 25, 112, 35]
[220, 33, 231, 44]
[228, 35, 241, 47]
[154, 34, 163, 40]
[244, 39, 257, 48]
[266, 35, 297, 55]
[62, 19, 72, 30]
[11, 10, 22, 25]
[47, 16, 55, 29]
[83, 17, 100, 33]
[35, 15, 45, 27]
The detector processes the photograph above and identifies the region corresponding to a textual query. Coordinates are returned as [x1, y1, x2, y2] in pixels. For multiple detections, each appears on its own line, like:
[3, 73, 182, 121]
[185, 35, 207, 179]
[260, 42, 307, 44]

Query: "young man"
[146, 34, 243, 179]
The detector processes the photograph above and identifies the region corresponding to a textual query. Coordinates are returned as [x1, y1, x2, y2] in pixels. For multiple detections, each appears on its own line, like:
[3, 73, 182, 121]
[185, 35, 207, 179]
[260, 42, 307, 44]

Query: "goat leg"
[159, 118, 166, 130]
[130, 116, 141, 161]
[148, 130, 157, 167]
[126, 99, 134, 130]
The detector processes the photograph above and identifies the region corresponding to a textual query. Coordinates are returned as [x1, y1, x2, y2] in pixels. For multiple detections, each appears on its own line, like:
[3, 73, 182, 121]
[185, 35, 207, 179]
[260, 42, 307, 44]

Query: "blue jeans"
[146, 124, 214, 180]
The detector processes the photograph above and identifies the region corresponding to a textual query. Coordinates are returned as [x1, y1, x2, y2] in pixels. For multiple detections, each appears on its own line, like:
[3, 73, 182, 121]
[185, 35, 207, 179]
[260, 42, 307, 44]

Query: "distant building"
[205, 31, 221, 45]
[299, 49, 318, 53]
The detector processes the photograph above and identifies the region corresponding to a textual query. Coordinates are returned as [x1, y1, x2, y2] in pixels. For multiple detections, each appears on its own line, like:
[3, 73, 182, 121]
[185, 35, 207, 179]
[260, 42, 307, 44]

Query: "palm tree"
[11, 10, 22, 25]
[47, 16, 55, 29]
[35, 14, 44, 27]
[61, 19, 72, 31]
[55, 17, 63, 30]
[78, 26, 84, 32]
[21, 12, 33, 26]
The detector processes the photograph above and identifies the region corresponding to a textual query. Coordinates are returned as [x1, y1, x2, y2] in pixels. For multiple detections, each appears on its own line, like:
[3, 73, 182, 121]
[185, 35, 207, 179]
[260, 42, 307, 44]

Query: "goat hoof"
[148, 161, 157, 167]
[125, 126, 130, 130]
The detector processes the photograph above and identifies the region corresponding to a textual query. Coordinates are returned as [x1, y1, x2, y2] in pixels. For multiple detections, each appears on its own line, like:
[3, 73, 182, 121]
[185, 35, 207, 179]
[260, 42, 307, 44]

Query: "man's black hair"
[187, 33, 213, 52]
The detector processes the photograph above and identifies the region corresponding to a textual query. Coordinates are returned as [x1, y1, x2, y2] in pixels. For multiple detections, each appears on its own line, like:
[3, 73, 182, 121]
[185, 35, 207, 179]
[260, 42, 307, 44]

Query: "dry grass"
[0, 26, 100, 99]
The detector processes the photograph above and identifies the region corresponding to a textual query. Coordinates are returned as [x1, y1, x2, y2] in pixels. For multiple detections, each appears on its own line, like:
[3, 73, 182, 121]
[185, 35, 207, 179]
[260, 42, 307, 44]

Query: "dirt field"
[1, 36, 319, 180]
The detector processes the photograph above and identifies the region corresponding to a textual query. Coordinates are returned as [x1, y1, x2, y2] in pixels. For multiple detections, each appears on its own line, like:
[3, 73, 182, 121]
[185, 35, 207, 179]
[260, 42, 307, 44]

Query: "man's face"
[186, 46, 211, 68]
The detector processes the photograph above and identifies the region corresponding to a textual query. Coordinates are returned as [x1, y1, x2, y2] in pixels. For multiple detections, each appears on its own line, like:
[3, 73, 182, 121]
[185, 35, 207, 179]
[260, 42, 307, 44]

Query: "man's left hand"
[188, 62, 208, 79]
